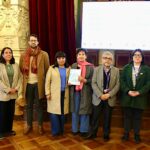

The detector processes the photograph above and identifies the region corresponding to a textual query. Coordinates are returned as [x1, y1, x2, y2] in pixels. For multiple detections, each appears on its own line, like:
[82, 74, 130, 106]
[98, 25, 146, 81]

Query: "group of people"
[0, 34, 150, 145]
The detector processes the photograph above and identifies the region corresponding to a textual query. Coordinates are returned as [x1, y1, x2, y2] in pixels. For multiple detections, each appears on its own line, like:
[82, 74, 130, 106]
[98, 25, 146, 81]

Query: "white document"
[68, 69, 81, 85]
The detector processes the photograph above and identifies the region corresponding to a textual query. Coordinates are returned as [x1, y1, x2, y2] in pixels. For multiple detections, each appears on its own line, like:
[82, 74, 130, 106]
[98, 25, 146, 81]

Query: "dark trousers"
[50, 91, 65, 135]
[123, 107, 143, 135]
[90, 101, 113, 136]
[0, 99, 15, 135]
[26, 83, 43, 126]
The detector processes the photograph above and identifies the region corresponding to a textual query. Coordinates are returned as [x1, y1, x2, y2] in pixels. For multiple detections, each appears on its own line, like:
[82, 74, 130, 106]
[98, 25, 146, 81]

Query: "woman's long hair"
[0, 47, 15, 64]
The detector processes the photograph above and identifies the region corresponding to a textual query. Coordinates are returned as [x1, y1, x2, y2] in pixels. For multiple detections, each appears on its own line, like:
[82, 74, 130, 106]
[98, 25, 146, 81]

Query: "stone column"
[0, 0, 30, 63]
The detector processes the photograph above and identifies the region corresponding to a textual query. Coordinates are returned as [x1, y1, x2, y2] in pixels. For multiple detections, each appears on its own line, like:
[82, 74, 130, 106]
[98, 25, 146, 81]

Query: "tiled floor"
[0, 120, 150, 150]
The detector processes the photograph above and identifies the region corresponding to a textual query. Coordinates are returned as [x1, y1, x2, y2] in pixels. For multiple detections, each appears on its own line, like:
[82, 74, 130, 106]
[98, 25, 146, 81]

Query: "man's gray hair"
[102, 51, 114, 60]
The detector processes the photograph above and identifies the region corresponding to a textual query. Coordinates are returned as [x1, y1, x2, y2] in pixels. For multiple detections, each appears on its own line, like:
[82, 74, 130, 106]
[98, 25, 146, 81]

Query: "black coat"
[120, 63, 150, 110]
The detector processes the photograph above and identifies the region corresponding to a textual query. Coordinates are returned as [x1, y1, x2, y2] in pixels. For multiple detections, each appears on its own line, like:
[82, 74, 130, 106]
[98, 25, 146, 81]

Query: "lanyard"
[104, 70, 110, 90]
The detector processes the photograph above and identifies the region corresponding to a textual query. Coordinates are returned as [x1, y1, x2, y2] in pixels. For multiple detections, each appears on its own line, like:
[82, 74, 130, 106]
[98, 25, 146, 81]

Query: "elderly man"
[85, 51, 120, 141]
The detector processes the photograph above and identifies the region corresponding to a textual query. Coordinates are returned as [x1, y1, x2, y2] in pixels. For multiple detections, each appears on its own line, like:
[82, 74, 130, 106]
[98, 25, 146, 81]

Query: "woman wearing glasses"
[120, 49, 150, 143]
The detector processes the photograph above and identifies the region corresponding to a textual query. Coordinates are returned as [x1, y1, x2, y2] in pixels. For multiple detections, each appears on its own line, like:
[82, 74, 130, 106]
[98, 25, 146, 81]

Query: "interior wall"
[0, 0, 30, 63]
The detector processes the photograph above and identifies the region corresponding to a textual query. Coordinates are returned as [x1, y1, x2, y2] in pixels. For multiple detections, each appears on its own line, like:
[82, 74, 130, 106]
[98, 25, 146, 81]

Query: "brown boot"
[24, 126, 32, 135]
[38, 126, 44, 135]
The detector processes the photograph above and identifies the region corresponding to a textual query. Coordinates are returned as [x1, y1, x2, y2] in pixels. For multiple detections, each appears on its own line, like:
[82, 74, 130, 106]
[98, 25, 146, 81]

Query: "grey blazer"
[92, 65, 120, 107]
[0, 63, 22, 101]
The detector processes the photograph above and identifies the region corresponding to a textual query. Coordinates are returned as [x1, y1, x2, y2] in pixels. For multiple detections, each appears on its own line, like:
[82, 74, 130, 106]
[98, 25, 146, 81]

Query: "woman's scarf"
[75, 61, 93, 91]
[21, 46, 41, 76]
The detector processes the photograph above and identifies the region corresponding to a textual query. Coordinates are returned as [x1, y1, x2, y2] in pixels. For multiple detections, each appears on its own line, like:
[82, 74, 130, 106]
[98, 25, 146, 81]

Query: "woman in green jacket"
[120, 49, 150, 144]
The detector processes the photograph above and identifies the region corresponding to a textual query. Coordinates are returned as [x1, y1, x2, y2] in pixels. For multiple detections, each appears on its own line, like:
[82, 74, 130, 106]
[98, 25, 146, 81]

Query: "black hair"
[28, 34, 39, 41]
[53, 51, 69, 68]
[130, 49, 145, 64]
[0, 47, 15, 64]
[76, 48, 88, 55]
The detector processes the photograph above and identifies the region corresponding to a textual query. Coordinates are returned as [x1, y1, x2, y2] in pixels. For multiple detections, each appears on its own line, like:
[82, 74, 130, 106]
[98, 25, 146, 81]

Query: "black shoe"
[4, 131, 16, 137]
[122, 133, 129, 141]
[9, 131, 16, 136]
[0, 134, 4, 140]
[72, 132, 79, 136]
[103, 135, 110, 142]
[80, 132, 89, 137]
[84, 132, 97, 139]
[60, 132, 64, 136]
[52, 133, 60, 137]
[134, 134, 141, 144]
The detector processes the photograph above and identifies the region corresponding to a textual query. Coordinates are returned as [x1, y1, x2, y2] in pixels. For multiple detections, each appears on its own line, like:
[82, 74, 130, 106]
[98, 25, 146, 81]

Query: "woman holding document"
[45, 51, 70, 136]
[69, 48, 94, 137]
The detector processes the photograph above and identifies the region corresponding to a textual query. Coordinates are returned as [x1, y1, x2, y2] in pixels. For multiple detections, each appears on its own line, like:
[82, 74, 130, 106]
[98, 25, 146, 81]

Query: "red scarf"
[75, 61, 93, 91]
[22, 46, 41, 76]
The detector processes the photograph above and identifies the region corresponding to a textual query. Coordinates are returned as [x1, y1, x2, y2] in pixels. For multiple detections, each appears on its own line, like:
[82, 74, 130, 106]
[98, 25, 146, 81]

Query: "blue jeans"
[49, 114, 65, 135]
[72, 92, 89, 133]
[49, 91, 65, 135]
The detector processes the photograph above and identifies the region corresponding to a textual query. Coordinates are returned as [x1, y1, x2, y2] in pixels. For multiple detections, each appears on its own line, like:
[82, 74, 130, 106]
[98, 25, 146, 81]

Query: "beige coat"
[0, 63, 22, 101]
[19, 50, 50, 100]
[45, 66, 70, 115]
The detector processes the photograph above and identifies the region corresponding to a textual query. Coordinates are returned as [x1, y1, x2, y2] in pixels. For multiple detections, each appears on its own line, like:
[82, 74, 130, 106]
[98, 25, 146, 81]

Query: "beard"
[30, 44, 38, 49]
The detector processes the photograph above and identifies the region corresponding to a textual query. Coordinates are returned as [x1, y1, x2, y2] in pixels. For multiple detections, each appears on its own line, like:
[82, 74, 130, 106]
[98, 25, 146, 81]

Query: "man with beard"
[19, 34, 49, 135]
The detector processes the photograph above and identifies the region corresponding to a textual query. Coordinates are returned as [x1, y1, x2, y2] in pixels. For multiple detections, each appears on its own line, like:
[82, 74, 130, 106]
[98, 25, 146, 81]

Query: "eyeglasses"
[29, 40, 38, 42]
[102, 57, 112, 61]
[133, 54, 142, 57]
